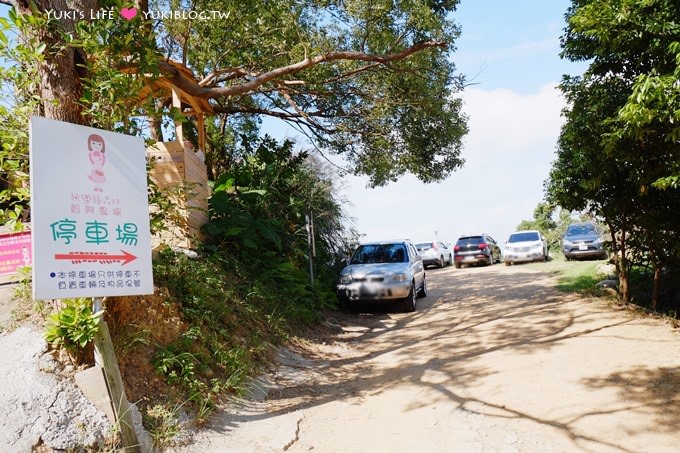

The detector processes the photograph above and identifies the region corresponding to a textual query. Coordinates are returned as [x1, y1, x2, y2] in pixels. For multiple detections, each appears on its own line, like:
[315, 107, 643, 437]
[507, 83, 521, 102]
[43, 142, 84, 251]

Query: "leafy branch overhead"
[2, 0, 469, 186]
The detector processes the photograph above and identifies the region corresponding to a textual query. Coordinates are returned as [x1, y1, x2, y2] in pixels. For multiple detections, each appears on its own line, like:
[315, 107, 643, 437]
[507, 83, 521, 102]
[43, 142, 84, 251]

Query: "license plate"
[359, 284, 378, 297]
[464, 256, 475, 262]
[579, 244, 588, 251]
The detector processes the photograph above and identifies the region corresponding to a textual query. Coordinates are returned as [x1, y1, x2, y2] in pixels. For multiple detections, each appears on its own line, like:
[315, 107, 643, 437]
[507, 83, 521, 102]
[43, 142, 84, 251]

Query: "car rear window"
[456, 236, 483, 246]
[415, 243, 432, 251]
[508, 232, 540, 243]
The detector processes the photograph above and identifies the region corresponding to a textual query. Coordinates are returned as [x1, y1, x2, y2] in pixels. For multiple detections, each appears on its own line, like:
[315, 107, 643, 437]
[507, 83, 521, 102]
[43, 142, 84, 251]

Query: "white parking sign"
[29, 116, 154, 299]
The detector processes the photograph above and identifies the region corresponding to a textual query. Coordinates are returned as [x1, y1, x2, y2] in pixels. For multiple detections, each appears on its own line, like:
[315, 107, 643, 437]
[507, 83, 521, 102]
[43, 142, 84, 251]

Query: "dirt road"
[172, 264, 680, 453]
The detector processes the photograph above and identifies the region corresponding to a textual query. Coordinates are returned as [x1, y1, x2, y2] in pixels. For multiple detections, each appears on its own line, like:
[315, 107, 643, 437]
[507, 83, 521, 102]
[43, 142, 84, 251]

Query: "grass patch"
[524, 256, 610, 295]
[554, 261, 601, 293]
[557, 273, 600, 293]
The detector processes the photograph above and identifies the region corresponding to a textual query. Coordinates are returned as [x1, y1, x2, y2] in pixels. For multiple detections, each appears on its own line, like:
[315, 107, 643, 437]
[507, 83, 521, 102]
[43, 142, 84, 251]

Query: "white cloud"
[461, 84, 565, 154]
[339, 83, 567, 248]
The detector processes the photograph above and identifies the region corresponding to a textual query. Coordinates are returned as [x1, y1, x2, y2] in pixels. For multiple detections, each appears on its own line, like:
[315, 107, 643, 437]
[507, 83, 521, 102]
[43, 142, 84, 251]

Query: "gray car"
[562, 223, 608, 260]
[336, 240, 426, 312]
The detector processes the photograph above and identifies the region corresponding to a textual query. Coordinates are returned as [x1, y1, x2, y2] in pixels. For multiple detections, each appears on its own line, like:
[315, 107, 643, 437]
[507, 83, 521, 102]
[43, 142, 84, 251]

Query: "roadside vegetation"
[548, 259, 603, 295]
[513, 1, 680, 318]
[516, 199, 679, 320]
[7, 137, 356, 447]
[545, 0, 680, 313]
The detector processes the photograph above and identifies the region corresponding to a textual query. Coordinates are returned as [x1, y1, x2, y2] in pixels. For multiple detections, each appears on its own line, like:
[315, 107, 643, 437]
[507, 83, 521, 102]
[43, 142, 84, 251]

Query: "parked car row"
[504, 222, 608, 264]
[336, 223, 609, 312]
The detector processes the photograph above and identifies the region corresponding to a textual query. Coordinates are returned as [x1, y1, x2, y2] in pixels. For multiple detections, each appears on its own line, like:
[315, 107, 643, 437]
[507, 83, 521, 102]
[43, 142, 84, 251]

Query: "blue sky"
[325, 0, 588, 248]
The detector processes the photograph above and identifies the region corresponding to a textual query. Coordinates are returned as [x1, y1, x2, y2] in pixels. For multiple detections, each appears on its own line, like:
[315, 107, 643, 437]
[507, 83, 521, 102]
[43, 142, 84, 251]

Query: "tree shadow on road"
[580, 366, 680, 434]
[203, 266, 675, 452]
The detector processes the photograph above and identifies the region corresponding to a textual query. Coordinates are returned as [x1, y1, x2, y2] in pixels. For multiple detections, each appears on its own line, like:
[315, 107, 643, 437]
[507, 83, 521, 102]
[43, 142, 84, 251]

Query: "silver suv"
[562, 223, 608, 260]
[336, 240, 427, 312]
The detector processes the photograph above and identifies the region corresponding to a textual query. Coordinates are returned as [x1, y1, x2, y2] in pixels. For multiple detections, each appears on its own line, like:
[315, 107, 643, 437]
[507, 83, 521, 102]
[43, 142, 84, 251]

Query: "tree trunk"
[607, 221, 628, 302]
[651, 263, 660, 311]
[39, 46, 87, 124]
[618, 228, 630, 302]
[15, 0, 99, 124]
[148, 105, 163, 142]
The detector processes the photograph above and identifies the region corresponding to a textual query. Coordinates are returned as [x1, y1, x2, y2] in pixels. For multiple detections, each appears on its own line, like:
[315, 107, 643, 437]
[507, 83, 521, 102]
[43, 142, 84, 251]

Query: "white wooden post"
[92, 297, 140, 452]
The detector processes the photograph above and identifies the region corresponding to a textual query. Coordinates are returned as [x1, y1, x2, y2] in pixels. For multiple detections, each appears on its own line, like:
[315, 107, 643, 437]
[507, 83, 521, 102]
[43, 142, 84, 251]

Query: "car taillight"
[454, 245, 460, 251]
[478, 244, 487, 250]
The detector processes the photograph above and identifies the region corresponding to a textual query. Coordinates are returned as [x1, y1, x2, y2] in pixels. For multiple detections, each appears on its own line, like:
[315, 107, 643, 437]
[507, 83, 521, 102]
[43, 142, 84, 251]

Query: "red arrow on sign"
[54, 250, 137, 265]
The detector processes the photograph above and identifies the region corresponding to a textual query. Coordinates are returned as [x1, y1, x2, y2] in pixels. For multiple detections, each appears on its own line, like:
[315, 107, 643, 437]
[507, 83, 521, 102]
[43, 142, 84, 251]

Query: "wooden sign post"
[29, 117, 154, 450]
[92, 297, 139, 451]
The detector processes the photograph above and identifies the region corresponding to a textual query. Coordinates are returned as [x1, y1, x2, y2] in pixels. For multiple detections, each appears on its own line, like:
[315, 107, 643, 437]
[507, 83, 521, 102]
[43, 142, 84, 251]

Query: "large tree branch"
[198, 67, 257, 86]
[321, 62, 382, 85]
[275, 81, 329, 132]
[211, 104, 340, 122]
[160, 40, 447, 99]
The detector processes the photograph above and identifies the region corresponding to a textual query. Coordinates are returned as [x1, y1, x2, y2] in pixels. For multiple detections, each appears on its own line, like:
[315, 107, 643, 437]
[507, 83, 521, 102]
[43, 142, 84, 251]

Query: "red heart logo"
[120, 7, 137, 20]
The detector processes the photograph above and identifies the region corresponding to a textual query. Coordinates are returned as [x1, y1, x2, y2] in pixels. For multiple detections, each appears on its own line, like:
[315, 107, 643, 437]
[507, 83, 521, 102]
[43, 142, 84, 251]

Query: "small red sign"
[0, 231, 32, 276]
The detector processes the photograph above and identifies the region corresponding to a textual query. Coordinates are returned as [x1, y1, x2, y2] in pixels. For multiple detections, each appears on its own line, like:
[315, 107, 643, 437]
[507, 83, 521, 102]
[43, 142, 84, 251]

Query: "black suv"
[453, 234, 502, 268]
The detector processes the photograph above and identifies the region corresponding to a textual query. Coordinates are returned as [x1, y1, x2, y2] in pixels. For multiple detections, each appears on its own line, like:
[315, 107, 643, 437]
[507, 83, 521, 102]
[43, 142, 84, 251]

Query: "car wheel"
[437, 256, 444, 268]
[416, 276, 427, 298]
[401, 283, 416, 312]
[454, 262, 461, 269]
[487, 254, 493, 266]
[505, 260, 511, 266]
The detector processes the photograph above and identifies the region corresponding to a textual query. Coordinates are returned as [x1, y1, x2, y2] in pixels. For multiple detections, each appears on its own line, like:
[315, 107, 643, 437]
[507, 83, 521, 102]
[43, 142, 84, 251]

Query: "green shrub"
[151, 249, 276, 414]
[44, 298, 102, 355]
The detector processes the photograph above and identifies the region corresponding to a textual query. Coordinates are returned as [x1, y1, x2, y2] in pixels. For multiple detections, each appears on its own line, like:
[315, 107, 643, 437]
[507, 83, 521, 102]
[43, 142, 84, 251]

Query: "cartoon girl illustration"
[87, 134, 106, 191]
